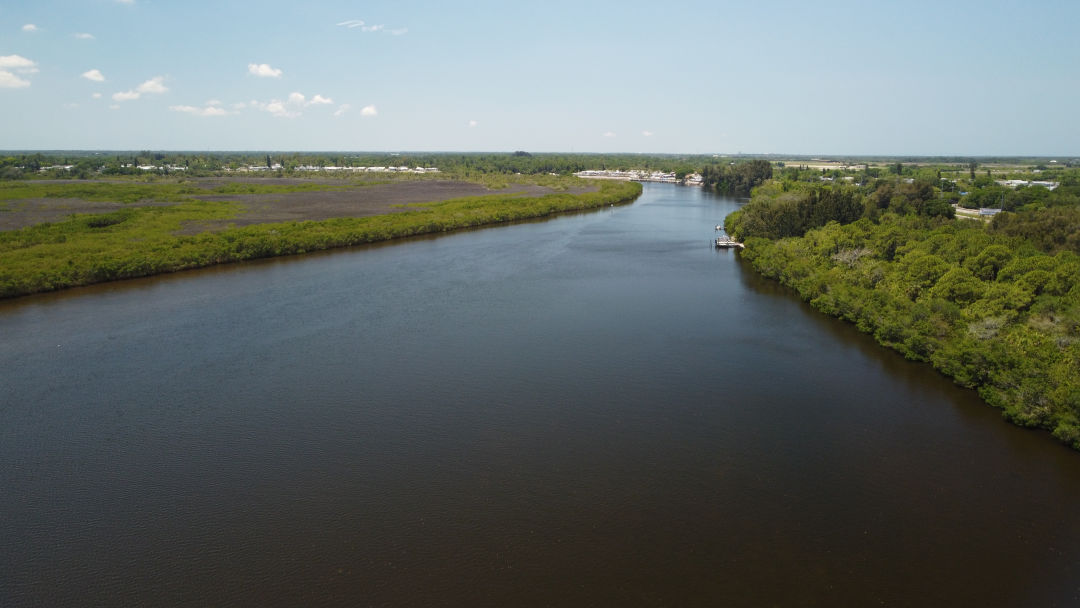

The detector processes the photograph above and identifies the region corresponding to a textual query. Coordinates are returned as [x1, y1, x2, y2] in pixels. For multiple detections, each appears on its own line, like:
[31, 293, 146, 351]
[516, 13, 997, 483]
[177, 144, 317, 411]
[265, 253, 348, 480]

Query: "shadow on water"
[728, 252, 1080, 606]
[732, 250, 1080, 461]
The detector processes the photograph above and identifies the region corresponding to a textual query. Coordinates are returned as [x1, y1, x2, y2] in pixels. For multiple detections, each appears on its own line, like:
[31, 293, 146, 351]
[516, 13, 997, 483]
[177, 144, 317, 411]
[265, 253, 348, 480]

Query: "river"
[2, 183, 1079, 606]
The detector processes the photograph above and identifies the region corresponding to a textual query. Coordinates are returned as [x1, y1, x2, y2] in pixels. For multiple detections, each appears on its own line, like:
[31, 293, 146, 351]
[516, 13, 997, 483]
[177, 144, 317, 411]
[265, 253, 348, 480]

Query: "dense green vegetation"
[991, 207, 1080, 252]
[727, 169, 1080, 449]
[700, 159, 773, 195]
[0, 179, 640, 299]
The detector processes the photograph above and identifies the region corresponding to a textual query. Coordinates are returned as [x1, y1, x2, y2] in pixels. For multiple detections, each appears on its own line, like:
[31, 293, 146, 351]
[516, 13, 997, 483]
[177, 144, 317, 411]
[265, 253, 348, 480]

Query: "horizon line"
[2, 150, 1077, 160]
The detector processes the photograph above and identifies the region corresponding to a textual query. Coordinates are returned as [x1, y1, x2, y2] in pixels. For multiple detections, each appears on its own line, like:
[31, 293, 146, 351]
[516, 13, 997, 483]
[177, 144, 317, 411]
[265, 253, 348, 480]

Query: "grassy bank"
[0, 179, 641, 299]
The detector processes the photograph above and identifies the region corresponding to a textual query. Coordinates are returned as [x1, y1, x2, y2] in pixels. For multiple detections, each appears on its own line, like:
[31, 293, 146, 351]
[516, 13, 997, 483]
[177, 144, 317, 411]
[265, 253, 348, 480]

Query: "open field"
[0, 178, 572, 232]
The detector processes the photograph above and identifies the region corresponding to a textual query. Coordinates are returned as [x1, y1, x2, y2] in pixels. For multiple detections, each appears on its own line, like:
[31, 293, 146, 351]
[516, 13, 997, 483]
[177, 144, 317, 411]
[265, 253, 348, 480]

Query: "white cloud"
[136, 76, 167, 94]
[642, 130, 654, 137]
[360, 105, 377, 117]
[339, 19, 405, 34]
[603, 131, 616, 138]
[251, 92, 340, 118]
[109, 104, 120, 110]
[22, 24, 38, 33]
[333, 104, 351, 117]
[92, 92, 102, 99]
[116, 0, 135, 4]
[206, 99, 222, 106]
[0, 55, 38, 88]
[267, 101, 298, 118]
[81, 69, 105, 82]
[251, 99, 299, 118]
[0, 71, 31, 88]
[285, 92, 331, 107]
[248, 63, 282, 78]
[232, 101, 247, 110]
[64, 102, 79, 109]
[170, 104, 227, 117]
[0, 55, 38, 72]
[468, 120, 478, 128]
[74, 33, 95, 40]
[113, 76, 166, 101]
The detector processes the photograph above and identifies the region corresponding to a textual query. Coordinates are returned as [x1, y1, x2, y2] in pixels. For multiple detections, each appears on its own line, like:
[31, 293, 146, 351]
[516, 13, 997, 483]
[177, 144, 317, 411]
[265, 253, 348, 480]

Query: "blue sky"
[2, 0, 1077, 155]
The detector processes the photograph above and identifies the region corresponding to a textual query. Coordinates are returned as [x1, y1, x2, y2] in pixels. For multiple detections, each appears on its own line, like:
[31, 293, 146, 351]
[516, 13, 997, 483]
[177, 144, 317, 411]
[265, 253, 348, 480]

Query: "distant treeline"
[2, 152, 797, 194]
[727, 172, 1080, 449]
[700, 159, 773, 195]
[1, 151, 741, 180]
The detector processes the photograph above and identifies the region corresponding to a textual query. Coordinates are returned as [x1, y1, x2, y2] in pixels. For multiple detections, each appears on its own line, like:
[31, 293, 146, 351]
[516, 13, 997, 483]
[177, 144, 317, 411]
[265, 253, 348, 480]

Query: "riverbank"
[0, 177, 641, 299]
[735, 217, 1080, 451]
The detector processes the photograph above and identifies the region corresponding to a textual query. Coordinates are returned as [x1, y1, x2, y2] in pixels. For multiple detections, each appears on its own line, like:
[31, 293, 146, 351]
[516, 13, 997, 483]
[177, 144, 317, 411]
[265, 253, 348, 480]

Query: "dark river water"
[3, 183, 1080, 607]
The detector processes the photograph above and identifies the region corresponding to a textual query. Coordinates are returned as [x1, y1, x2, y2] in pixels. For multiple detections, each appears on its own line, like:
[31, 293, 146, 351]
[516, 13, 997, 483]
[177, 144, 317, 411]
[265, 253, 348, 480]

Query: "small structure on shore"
[714, 223, 742, 248]
[574, 169, 703, 185]
[715, 233, 744, 249]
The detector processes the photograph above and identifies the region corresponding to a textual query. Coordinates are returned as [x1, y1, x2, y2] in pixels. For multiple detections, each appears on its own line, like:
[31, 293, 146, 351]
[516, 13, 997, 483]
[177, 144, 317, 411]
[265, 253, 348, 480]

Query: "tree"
[964, 244, 1013, 281]
[701, 159, 773, 195]
[930, 267, 985, 304]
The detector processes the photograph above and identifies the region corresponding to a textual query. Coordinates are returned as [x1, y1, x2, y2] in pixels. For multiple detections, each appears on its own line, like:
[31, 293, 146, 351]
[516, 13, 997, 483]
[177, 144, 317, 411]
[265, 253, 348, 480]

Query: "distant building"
[996, 179, 1059, 190]
[573, 169, 677, 183]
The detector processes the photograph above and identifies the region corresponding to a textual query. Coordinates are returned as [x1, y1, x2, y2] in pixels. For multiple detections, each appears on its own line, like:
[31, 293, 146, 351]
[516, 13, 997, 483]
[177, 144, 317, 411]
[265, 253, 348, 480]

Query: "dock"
[715, 236, 744, 249]
[714, 224, 744, 249]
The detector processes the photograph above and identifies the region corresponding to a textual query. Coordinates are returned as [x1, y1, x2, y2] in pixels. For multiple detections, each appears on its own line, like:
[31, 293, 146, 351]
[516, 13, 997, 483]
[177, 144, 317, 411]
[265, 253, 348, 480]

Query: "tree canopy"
[731, 171, 1080, 450]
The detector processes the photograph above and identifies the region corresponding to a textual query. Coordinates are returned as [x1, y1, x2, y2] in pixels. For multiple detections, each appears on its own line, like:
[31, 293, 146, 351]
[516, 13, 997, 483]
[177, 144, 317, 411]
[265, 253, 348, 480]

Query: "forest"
[726, 167, 1080, 449]
[700, 159, 773, 195]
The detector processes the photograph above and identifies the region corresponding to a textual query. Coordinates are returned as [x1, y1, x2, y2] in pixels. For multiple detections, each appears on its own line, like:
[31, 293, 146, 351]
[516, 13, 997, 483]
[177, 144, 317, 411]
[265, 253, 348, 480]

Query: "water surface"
[3, 183, 1079, 606]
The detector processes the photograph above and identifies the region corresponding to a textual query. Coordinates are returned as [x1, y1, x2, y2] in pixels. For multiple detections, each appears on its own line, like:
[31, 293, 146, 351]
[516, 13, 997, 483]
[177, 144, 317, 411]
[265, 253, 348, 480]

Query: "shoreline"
[0, 179, 642, 300]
